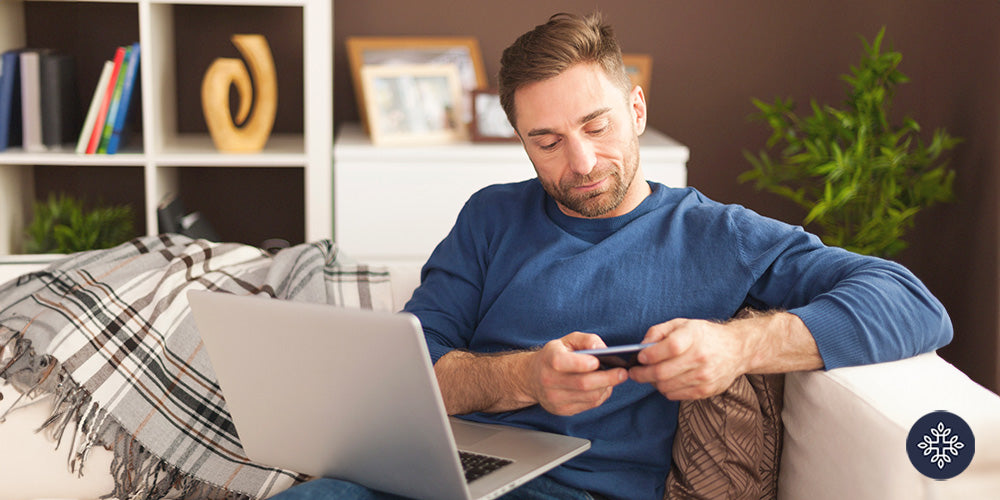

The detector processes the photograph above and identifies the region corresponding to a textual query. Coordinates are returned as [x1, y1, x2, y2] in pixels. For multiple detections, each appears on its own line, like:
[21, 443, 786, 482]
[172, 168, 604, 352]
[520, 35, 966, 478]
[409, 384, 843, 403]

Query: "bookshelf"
[0, 0, 332, 254]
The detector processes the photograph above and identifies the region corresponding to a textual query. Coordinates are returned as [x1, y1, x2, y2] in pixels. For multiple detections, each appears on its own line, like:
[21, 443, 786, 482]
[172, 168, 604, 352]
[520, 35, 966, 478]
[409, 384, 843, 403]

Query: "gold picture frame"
[622, 53, 652, 93]
[360, 64, 467, 146]
[347, 36, 487, 134]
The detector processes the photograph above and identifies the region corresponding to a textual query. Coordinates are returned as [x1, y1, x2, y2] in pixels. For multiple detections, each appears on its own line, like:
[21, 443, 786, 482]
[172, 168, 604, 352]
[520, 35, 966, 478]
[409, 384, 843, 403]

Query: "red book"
[86, 46, 125, 154]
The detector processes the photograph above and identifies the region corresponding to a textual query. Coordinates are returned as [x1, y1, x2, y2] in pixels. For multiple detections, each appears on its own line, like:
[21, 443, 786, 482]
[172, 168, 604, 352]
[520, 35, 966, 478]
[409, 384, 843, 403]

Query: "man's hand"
[628, 312, 822, 400]
[524, 332, 629, 416]
[435, 332, 628, 416]
[627, 318, 750, 400]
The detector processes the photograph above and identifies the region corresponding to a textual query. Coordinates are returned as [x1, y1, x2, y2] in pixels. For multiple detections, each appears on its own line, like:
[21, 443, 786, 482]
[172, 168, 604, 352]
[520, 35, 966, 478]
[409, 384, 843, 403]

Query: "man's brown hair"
[498, 12, 631, 130]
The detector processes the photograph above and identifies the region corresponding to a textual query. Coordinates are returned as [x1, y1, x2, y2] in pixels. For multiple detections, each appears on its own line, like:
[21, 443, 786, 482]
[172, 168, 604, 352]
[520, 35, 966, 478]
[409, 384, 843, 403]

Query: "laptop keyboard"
[459, 451, 513, 482]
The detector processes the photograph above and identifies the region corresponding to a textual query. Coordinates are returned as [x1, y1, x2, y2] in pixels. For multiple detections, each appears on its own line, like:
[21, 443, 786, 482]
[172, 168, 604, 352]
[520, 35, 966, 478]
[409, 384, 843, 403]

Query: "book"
[0, 49, 24, 151]
[19, 49, 46, 152]
[98, 44, 131, 154]
[76, 60, 114, 154]
[86, 45, 125, 154]
[105, 42, 140, 155]
[39, 51, 79, 149]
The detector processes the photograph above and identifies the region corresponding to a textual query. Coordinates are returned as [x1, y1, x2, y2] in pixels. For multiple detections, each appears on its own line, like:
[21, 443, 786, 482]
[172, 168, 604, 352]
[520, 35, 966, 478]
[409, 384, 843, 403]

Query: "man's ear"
[630, 85, 647, 136]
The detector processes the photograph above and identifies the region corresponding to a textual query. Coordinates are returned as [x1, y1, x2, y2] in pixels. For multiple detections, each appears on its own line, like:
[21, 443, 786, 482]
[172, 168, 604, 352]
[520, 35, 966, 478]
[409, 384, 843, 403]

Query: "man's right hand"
[435, 332, 628, 416]
[524, 332, 629, 415]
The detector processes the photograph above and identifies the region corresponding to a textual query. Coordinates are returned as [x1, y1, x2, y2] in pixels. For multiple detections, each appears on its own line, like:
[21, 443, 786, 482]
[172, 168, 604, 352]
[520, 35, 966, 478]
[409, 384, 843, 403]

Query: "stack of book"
[76, 42, 141, 154]
[0, 42, 141, 154]
[1, 48, 80, 152]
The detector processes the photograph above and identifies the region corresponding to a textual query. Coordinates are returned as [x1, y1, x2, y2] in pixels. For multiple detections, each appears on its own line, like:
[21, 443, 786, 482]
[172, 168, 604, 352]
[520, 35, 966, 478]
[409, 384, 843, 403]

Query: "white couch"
[2, 258, 998, 500]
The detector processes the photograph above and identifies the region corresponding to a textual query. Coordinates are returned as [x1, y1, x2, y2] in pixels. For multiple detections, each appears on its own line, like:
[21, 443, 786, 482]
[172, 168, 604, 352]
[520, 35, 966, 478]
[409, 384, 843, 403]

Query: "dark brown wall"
[334, 1, 1000, 392]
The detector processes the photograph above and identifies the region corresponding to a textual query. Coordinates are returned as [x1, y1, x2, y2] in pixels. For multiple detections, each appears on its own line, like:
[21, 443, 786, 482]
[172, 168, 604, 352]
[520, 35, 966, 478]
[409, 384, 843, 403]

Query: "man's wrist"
[504, 350, 539, 409]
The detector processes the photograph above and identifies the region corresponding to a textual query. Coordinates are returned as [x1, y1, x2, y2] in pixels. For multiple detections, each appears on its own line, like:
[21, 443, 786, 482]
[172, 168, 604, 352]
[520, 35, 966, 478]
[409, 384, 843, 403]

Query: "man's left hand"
[627, 312, 823, 400]
[627, 318, 750, 400]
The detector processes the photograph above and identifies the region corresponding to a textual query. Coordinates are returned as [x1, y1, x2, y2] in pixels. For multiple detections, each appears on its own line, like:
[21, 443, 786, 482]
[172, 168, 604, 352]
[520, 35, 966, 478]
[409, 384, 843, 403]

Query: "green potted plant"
[740, 27, 960, 259]
[25, 193, 135, 254]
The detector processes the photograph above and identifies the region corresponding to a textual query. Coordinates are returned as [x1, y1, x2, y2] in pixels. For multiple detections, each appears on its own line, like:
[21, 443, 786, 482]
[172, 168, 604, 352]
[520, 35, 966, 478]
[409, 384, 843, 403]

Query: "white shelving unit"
[0, 0, 332, 254]
[334, 123, 689, 266]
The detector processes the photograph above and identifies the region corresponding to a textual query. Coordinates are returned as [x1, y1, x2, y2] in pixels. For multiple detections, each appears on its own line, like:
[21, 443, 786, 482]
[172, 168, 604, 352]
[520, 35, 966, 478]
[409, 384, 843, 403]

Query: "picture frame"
[346, 36, 487, 134]
[470, 89, 519, 142]
[360, 64, 467, 146]
[622, 53, 652, 93]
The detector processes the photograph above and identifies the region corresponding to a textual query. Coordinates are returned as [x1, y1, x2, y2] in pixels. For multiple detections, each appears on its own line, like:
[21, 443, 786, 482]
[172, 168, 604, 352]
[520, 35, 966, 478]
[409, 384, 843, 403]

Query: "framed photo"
[347, 36, 487, 133]
[360, 64, 466, 146]
[470, 89, 518, 142]
[622, 53, 652, 92]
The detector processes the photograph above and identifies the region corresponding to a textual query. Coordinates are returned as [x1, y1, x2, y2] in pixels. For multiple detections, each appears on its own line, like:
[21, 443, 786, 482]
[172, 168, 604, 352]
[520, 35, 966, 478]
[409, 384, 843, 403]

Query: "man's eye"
[539, 140, 559, 151]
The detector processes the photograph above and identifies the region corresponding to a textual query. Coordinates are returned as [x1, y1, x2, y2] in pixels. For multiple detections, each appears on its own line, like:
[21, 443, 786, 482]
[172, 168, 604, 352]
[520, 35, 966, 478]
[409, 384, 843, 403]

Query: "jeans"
[268, 474, 599, 500]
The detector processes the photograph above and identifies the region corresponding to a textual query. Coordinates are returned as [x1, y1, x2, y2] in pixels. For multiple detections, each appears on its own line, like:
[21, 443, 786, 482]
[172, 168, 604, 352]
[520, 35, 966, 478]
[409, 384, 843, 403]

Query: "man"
[274, 12, 951, 500]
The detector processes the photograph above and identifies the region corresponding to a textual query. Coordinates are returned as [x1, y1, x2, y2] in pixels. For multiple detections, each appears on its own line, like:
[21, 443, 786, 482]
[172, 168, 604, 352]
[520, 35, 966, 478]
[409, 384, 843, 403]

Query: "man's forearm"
[737, 310, 824, 374]
[434, 349, 537, 415]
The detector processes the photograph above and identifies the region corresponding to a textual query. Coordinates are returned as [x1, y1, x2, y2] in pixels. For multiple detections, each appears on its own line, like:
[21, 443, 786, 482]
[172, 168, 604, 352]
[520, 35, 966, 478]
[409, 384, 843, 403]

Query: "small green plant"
[740, 27, 960, 258]
[25, 193, 135, 254]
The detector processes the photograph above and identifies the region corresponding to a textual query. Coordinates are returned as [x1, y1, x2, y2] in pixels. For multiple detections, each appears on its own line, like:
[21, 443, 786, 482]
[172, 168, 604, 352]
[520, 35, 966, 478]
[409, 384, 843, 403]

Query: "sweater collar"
[544, 181, 663, 243]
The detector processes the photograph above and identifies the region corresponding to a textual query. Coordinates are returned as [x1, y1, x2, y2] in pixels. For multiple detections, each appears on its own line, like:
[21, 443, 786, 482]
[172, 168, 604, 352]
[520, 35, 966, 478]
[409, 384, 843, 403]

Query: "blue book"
[0, 49, 24, 151]
[105, 42, 140, 155]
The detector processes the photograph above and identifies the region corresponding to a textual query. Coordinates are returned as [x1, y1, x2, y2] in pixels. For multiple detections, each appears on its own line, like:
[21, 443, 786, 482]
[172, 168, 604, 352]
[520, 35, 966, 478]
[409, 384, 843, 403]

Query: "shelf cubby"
[0, 0, 332, 254]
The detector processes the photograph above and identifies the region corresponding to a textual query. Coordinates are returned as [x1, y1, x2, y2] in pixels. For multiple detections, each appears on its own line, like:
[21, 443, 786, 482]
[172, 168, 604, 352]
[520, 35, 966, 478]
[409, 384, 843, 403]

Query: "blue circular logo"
[906, 410, 975, 480]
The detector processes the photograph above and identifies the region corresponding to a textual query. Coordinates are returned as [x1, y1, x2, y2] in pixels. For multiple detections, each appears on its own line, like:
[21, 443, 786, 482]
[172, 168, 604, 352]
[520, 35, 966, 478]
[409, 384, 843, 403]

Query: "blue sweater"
[404, 180, 952, 500]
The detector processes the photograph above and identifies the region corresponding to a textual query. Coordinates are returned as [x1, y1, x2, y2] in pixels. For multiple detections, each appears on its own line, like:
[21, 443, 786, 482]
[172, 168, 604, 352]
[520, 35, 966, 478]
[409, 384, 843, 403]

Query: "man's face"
[512, 63, 648, 219]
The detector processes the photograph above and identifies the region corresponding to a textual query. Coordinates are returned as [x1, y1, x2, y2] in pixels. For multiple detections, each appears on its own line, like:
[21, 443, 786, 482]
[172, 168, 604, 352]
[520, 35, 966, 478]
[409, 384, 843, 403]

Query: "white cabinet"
[333, 123, 689, 265]
[0, 0, 332, 254]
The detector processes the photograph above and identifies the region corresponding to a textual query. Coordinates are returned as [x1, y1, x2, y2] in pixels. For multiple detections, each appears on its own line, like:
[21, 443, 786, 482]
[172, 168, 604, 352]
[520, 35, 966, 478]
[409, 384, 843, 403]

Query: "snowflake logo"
[908, 411, 974, 480]
[916, 421, 966, 469]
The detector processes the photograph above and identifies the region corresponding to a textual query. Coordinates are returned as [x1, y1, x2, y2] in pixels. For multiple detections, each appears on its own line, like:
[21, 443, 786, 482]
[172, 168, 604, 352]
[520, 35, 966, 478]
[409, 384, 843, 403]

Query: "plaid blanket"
[0, 235, 394, 499]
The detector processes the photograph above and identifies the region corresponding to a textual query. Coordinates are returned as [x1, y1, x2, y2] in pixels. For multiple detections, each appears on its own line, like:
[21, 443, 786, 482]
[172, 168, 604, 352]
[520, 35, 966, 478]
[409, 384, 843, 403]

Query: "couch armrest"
[779, 352, 1000, 499]
[0, 395, 115, 500]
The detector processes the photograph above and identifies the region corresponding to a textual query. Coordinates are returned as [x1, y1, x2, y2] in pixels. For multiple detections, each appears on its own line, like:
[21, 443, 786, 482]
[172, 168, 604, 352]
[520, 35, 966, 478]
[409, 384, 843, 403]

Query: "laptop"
[187, 291, 590, 500]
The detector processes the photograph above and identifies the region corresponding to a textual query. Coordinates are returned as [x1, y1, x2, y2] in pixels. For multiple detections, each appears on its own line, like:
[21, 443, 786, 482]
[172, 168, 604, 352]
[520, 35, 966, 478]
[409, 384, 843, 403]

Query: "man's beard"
[543, 136, 640, 218]
[550, 168, 628, 217]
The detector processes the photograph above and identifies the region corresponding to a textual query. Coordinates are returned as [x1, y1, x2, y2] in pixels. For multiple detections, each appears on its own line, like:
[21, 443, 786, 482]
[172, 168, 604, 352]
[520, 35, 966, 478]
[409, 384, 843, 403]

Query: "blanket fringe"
[1, 328, 267, 499]
[106, 432, 255, 500]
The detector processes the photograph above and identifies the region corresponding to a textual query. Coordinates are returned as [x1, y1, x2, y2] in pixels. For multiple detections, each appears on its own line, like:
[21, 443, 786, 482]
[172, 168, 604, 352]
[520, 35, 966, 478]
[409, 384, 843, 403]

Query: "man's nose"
[566, 136, 597, 176]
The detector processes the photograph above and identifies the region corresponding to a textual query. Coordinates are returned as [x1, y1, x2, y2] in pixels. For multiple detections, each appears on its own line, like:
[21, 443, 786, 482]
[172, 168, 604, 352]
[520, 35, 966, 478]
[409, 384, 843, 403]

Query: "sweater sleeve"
[403, 196, 489, 365]
[734, 208, 953, 369]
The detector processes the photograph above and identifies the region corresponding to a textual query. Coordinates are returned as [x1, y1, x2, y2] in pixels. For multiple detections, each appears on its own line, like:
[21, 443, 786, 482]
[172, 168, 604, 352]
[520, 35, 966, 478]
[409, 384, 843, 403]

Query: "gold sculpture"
[201, 34, 277, 153]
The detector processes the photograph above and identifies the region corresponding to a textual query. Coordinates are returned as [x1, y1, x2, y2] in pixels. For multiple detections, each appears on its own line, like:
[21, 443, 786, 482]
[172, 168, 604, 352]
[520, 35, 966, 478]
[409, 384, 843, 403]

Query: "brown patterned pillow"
[665, 374, 785, 499]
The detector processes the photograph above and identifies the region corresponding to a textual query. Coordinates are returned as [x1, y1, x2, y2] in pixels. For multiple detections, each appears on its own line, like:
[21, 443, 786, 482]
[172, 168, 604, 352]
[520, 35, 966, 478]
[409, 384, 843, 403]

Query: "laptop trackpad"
[450, 418, 502, 447]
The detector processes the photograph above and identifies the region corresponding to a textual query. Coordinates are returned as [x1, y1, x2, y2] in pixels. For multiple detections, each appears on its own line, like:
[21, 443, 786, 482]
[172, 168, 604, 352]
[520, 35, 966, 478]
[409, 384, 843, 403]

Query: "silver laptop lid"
[188, 291, 470, 500]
